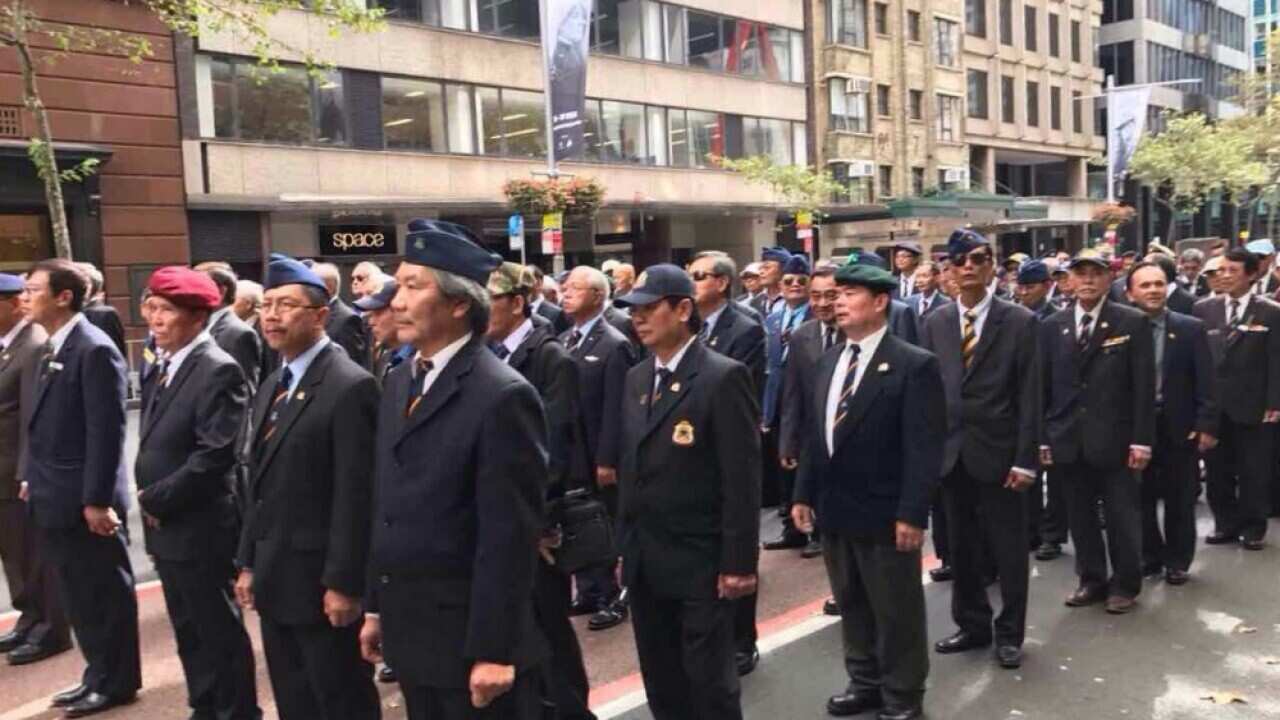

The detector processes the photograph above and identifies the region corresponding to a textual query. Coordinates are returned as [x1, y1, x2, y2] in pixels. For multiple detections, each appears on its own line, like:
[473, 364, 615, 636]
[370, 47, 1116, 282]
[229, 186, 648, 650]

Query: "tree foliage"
[1128, 113, 1266, 215]
[714, 155, 844, 220]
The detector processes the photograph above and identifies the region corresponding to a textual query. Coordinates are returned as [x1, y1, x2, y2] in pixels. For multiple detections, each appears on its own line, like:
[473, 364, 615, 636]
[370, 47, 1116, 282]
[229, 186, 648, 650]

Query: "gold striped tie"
[961, 310, 978, 368]
[832, 344, 861, 427]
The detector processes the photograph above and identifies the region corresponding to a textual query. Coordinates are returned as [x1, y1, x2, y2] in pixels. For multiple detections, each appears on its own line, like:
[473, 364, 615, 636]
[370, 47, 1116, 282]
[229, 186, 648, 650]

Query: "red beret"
[147, 266, 220, 311]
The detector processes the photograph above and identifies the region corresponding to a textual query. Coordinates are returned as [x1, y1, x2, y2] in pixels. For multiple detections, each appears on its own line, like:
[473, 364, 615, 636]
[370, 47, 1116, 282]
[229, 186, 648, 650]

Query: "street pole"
[538, 0, 564, 274]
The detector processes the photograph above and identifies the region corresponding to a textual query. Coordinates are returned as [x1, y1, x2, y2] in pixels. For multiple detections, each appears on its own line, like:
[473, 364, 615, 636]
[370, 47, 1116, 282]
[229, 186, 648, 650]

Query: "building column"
[977, 146, 997, 193]
[1066, 157, 1088, 198]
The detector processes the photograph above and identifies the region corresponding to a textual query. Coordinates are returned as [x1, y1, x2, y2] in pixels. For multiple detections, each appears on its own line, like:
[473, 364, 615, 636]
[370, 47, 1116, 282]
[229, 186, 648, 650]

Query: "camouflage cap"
[487, 261, 537, 297]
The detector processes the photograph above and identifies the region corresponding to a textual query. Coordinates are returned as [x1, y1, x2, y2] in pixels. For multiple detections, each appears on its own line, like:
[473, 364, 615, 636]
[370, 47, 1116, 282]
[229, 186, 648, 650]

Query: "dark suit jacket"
[1192, 295, 1280, 426]
[779, 319, 842, 460]
[1167, 286, 1196, 316]
[1028, 298, 1056, 322]
[507, 323, 588, 495]
[763, 303, 812, 427]
[237, 342, 378, 625]
[368, 338, 547, 688]
[84, 301, 127, 360]
[1040, 300, 1156, 468]
[1108, 276, 1129, 304]
[908, 291, 952, 319]
[136, 339, 248, 562]
[1155, 311, 1218, 446]
[920, 298, 1039, 484]
[535, 299, 572, 335]
[704, 302, 765, 396]
[325, 298, 369, 370]
[256, 320, 279, 388]
[371, 342, 411, 388]
[889, 298, 920, 345]
[617, 341, 761, 599]
[0, 322, 47, 500]
[794, 332, 945, 537]
[560, 317, 634, 470]
[25, 318, 129, 529]
[210, 308, 263, 390]
[604, 305, 644, 356]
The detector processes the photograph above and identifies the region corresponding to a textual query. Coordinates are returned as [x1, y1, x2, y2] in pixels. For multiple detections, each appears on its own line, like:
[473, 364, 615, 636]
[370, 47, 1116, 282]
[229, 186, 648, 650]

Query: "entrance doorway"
[0, 213, 53, 272]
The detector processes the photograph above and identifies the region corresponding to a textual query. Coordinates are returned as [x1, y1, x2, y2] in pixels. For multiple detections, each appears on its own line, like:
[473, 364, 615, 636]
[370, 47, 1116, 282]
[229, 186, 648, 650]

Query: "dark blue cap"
[783, 254, 811, 276]
[265, 254, 328, 294]
[947, 228, 990, 257]
[614, 264, 694, 308]
[844, 248, 888, 270]
[761, 246, 793, 264]
[404, 219, 501, 286]
[0, 273, 22, 294]
[1016, 260, 1051, 285]
[354, 279, 398, 311]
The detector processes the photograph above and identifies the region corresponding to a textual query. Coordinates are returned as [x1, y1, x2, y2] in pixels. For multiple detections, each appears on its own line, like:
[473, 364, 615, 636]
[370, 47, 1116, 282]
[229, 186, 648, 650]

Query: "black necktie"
[700, 321, 711, 342]
[1078, 314, 1093, 352]
[833, 344, 862, 428]
[568, 330, 583, 351]
[147, 360, 169, 418]
[823, 326, 836, 351]
[405, 358, 434, 417]
[260, 366, 294, 443]
[650, 368, 673, 417]
[1229, 299, 1241, 326]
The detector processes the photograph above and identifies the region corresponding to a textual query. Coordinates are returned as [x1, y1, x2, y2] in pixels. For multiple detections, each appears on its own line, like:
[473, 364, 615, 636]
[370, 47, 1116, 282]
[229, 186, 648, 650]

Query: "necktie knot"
[568, 330, 583, 349]
[493, 344, 511, 360]
[279, 366, 293, 391]
[963, 310, 978, 324]
[414, 357, 434, 377]
[1230, 299, 1241, 323]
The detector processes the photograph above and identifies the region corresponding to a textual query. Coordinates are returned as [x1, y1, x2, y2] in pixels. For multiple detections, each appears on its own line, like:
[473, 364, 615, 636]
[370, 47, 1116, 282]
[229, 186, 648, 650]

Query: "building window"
[830, 0, 869, 47]
[1050, 86, 1062, 130]
[1026, 80, 1040, 127]
[830, 78, 871, 133]
[1072, 89, 1083, 133]
[668, 109, 690, 166]
[999, 0, 1013, 45]
[874, 2, 889, 35]
[1103, 0, 1133, 23]
[1001, 74, 1015, 122]
[476, 0, 540, 40]
[911, 167, 925, 195]
[1048, 13, 1060, 57]
[907, 10, 922, 42]
[877, 83, 892, 116]
[934, 18, 959, 67]
[1071, 20, 1082, 62]
[908, 89, 924, 120]
[936, 94, 960, 141]
[381, 77, 447, 152]
[966, 0, 987, 38]
[879, 165, 894, 197]
[831, 162, 875, 204]
[501, 88, 548, 158]
[745, 117, 792, 165]
[210, 57, 345, 145]
[686, 11, 723, 70]
[687, 109, 723, 168]
[1024, 6, 1037, 52]
[967, 69, 988, 118]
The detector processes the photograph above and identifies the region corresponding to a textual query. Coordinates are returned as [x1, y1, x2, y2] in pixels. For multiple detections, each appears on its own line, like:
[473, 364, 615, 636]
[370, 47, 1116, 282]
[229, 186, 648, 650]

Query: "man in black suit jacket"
[920, 230, 1038, 670]
[234, 256, 380, 720]
[1041, 250, 1155, 614]
[1126, 263, 1218, 584]
[892, 242, 923, 301]
[1192, 248, 1280, 548]
[359, 222, 546, 719]
[205, 266, 264, 389]
[136, 268, 260, 720]
[793, 262, 944, 720]
[355, 280, 412, 389]
[77, 262, 128, 361]
[613, 265, 761, 720]
[313, 262, 370, 369]
[23, 259, 140, 716]
[559, 266, 635, 628]
[906, 261, 952, 320]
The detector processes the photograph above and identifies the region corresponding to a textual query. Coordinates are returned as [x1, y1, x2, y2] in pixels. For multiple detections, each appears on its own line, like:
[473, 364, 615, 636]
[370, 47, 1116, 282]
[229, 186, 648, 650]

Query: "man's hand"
[142, 511, 161, 529]
[538, 530, 561, 566]
[359, 615, 383, 664]
[1128, 446, 1152, 471]
[1264, 410, 1280, 424]
[83, 505, 120, 536]
[717, 573, 758, 600]
[894, 521, 924, 553]
[1003, 471, 1034, 492]
[780, 456, 798, 470]
[17, 481, 27, 502]
[1039, 446, 1054, 467]
[791, 503, 816, 534]
[470, 661, 515, 709]
[234, 569, 255, 610]
[596, 466, 617, 487]
[323, 589, 361, 628]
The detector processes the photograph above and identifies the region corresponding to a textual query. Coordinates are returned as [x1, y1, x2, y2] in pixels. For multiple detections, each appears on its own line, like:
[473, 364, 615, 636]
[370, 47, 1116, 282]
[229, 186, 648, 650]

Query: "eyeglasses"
[950, 252, 993, 268]
[782, 276, 810, 286]
[261, 300, 324, 315]
[691, 271, 721, 282]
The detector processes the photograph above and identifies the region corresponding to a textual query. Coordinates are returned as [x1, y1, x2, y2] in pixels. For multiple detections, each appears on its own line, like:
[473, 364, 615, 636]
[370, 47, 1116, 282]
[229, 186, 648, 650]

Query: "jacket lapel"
[395, 339, 480, 447]
[252, 345, 333, 485]
[0, 323, 31, 375]
[708, 304, 735, 350]
[814, 348, 839, 457]
[963, 300, 1006, 383]
[31, 322, 82, 424]
[141, 341, 207, 441]
[833, 338, 891, 452]
[1077, 301, 1113, 370]
[573, 320, 605, 359]
[641, 342, 703, 443]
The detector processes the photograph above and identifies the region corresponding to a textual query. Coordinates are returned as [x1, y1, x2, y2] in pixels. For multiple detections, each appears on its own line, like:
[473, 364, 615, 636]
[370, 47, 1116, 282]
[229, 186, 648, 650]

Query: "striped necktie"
[405, 358, 434, 418]
[832, 344, 862, 428]
[961, 310, 978, 368]
[260, 366, 294, 443]
[1078, 314, 1093, 351]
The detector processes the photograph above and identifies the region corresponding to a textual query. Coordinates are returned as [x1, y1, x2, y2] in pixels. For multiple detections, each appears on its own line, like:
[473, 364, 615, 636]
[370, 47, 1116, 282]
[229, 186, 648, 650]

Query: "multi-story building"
[1252, 0, 1277, 71]
[177, 0, 810, 282]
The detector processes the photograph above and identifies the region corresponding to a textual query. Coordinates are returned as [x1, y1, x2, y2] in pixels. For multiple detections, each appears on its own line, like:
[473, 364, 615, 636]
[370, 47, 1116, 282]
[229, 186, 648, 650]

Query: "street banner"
[1107, 85, 1152, 185]
[542, 0, 591, 162]
[541, 212, 564, 255]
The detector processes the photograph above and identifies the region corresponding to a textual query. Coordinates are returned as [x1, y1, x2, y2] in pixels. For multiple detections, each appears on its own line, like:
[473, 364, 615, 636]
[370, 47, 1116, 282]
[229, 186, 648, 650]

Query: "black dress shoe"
[1164, 568, 1189, 585]
[762, 532, 807, 551]
[735, 645, 759, 676]
[1241, 538, 1265, 551]
[1034, 542, 1062, 561]
[996, 644, 1023, 668]
[1205, 530, 1238, 545]
[823, 598, 840, 616]
[877, 705, 923, 720]
[934, 630, 991, 654]
[0, 629, 24, 653]
[928, 565, 953, 582]
[587, 603, 627, 631]
[568, 599, 599, 617]
[1065, 586, 1106, 607]
[1105, 595, 1137, 614]
[377, 665, 397, 683]
[8, 640, 71, 666]
[826, 689, 883, 716]
[800, 537, 823, 558]
[51, 684, 91, 708]
[1141, 562, 1164, 578]
[63, 692, 137, 718]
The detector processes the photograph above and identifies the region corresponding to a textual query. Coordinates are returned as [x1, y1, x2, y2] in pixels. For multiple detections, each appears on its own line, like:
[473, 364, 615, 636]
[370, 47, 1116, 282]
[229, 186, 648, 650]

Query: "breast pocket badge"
[673, 419, 695, 447]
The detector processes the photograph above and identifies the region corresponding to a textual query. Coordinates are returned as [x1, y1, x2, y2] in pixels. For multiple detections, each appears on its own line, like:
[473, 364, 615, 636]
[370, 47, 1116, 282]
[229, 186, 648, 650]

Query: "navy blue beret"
[761, 246, 793, 264]
[947, 228, 990, 257]
[354, 279, 398, 311]
[0, 273, 22, 294]
[783, 254, 811, 276]
[265, 254, 328, 294]
[404, 219, 501, 286]
[1016, 260, 1051, 285]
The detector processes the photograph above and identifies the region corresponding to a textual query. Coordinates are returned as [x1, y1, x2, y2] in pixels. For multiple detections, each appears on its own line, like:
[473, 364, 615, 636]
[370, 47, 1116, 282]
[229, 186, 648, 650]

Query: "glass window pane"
[236, 64, 311, 143]
[792, 122, 807, 167]
[582, 100, 603, 160]
[646, 106, 668, 165]
[790, 31, 805, 82]
[598, 100, 646, 163]
[445, 83, 475, 153]
[382, 77, 446, 152]
[314, 72, 346, 145]
[664, 5, 687, 63]
[375, 0, 421, 21]
[687, 11, 722, 70]
[767, 26, 791, 82]
[477, 86, 503, 155]
[440, 0, 469, 29]
[593, 0, 620, 55]
[211, 57, 235, 138]
[612, 0, 646, 58]
[501, 88, 547, 159]
[759, 118, 790, 164]
[478, 0, 539, 39]
[742, 117, 762, 157]
[641, 0, 663, 60]
[668, 108, 690, 167]
[688, 110, 721, 167]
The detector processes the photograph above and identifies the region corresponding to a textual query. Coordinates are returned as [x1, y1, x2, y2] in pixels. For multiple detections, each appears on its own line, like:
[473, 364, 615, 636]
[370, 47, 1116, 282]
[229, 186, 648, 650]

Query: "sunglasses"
[782, 276, 810, 286]
[950, 252, 992, 268]
[691, 271, 721, 282]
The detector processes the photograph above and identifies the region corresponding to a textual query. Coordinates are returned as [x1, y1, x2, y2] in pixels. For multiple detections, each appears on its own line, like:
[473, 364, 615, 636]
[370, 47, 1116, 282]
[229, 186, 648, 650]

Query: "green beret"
[834, 263, 897, 292]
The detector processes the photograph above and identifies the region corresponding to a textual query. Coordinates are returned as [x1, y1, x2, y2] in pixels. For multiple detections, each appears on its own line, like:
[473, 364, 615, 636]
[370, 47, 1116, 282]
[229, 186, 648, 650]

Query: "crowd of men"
[0, 221, 1276, 720]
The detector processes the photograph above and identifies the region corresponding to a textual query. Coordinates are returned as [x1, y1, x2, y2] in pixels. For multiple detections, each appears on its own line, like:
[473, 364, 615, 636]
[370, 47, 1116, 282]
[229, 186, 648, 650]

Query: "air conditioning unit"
[846, 78, 873, 94]
[943, 167, 968, 183]
[849, 160, 876, 177]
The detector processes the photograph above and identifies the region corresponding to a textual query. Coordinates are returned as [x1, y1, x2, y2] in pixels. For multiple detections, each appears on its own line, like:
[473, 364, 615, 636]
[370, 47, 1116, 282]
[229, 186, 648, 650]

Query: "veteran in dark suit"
[356, 280, 412, 388]
[136, 267, 260, 720]
[1192, 248, 1280, 549]
[205, 266, 264, 390]
[612, 265, 761, 720]
[234, 255, 380, 720]
[906, 261, 952, 319]
[892, 242, 924, 302]
[1125, 262, 1218, 583]
[359, 221, 547, 720]
[313, 262, 371, 369]
[0, 275, 69, 667]
[529, 265, 573, 334]
[920, 230, 1039, 670]
[1041, 250, 1155, 615]
[750, 247, 791, 320]
[845, 250, 921, 345]
[793, 262, 945, 720]
[23, 259, 140, 717]
[77, 262, 128, 361]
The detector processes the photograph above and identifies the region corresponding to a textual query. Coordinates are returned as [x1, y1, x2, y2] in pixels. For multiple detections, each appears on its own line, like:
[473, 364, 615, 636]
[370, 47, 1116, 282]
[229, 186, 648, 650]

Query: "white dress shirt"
[653, 336, 696, 395]
[158, 332, 211, 386]
[1073, 298, 1105, 341]
[825, 325, 887, 456]
[413, 332, 473, 397]
[955, 290, 994, 339]
[49, 313, 86, 356]
[499, 319, 535, 361]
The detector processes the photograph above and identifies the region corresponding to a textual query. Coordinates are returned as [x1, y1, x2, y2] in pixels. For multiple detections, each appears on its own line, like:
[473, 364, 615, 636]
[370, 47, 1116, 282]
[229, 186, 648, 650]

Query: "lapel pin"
[1062, 327, 1070, 335]
[672, 419, 695, 446]
[1168, 332, 1177, 340]
[0, 353, 9, 364]
[296, 391, 306, 400]
[709, 337, 718, 347]
[878, 362, 890, 373]
[1101, 321, 1109, 329]
[639, 394, 649, 406]
[670, 382, 681, 393]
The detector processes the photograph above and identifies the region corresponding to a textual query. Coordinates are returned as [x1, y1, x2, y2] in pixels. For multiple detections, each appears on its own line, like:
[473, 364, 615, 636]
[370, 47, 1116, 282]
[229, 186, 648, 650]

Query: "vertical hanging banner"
[542, 0, 592, 162]
[541, 212, 564, 255]
[1106, 86, 1152, 189]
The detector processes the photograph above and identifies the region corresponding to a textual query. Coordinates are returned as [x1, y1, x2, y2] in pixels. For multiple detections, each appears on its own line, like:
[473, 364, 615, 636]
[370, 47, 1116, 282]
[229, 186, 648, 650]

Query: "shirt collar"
[283, 334, 331, 382]
[502, 319, 535, 356]
[415, 332, 473, 377]
[847, 324, 888, 361]
[1150, 309, 1168, 328]
[703, 301, 730, 332]
[161, 331, 211, 382]
[49, 313, 85, 356]
[210, 305, 232, 326]
[574, 309, 605, 335]
[1228, 291, 1253, 310]
[530, 296, 544, 312]
[956, 289, 993, 320]
[1074, 297, 1106, 326]
[1165, 283, 1176, 299]
[656, 335, 697, 375]
[1, 318, 30, 349]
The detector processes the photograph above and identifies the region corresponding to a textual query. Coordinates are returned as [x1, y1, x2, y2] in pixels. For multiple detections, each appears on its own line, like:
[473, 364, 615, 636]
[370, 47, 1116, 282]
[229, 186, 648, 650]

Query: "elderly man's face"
[808, 274, 838, 324]
[690, 257, 730, 306]
[560, 269, 603, 318]
[260, 285, 329, 357]
[1070, 264, 1111, 305]
[759, 260, 783, 286]
[1015, 280, 1051, 308]
[148, 296, 206, 354]
[781, 273, 809, 304]
[741, 273, 761, 294]
[367, 306, 398, 346]
[1179, 256, 1202, 278]
[893, 250, 919, 273]
[392, 264, 467, 349]
[613, 266, 636, 294]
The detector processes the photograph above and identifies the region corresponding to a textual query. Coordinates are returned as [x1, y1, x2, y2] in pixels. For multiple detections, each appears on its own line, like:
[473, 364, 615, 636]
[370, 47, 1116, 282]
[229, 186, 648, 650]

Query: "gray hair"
[235, 279, 263, 306]
[1180, 248, 1205, 264]
[572, 266, 611, 302]
[429, 267, 490, 336]
[312, 262, 341, 296]
[692, 251, 738, 298]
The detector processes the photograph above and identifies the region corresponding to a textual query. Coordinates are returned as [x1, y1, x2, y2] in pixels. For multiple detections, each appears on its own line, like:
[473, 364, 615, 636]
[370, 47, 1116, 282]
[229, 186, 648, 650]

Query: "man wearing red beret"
[135, 266, 262, 720]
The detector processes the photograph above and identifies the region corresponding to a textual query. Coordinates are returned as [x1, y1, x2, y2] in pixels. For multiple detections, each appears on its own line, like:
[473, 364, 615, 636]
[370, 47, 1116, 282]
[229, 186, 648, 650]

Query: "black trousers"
[1140, 419, 1200, 572]
[0, 500, 69, 649]
[942, 464, 1030, 646]
[761, 428, 782, 509]
[42, 522, 141, 698]
[929, 487, 950, 564]
[1204, 418, 1273, 541]
[532, 561, 595, 720]
[258, 615, 380, 720]
[401, 673, 541, 720]
[1032, 468, 1070, 545]
[630, 580, 742, 720]
[822, 533, 927, 709]
[154, 557, 261, 720]
[1060, 461, 1142, 599]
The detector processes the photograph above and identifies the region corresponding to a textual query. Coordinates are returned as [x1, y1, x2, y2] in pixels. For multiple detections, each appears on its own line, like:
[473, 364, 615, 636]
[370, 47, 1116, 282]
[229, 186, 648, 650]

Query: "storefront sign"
[318, 225, 398, 256]
[541, 212, 563, 255]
